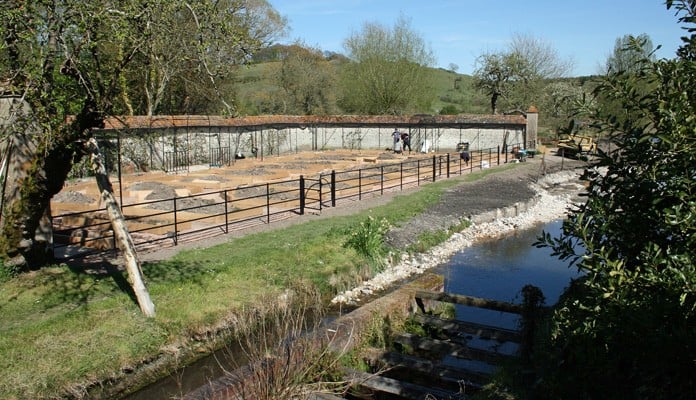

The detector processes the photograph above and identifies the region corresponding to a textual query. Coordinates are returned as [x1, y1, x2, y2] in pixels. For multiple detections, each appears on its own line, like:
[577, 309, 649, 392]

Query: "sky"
[266, 0, 686, 77]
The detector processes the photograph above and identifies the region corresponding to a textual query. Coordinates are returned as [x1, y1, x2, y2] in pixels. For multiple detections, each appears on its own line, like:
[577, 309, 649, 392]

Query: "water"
[127, 220, 580, 398]
[433, 219, 582, 373]
[435, 219, 582, 330]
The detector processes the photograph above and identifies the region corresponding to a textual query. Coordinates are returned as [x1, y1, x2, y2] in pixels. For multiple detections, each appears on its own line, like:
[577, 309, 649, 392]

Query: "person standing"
[392, 128, 401, 152]
[401, 132, 412, 154]
[460, 150, 470, 165]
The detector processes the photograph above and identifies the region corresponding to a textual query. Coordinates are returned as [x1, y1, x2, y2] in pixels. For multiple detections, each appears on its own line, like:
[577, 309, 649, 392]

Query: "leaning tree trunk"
[86, 138, 156, 317]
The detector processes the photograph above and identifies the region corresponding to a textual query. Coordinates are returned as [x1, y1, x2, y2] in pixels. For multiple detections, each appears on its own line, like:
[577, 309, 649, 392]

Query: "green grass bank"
[0, 166, 514, 399]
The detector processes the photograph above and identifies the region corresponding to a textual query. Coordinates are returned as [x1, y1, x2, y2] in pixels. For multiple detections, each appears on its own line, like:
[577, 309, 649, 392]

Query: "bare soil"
[135, 151, 588, 263]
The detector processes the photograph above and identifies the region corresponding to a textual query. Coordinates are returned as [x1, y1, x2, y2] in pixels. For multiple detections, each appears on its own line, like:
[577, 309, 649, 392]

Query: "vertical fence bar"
[497, 145, 501, 165]
[299, 175, 305, 215]
[266, 183, 270, 224]
[432, 155, 436, 182]
[505, 145, 509, 164]
[331, 170, 336, 207]
[400, 163, 403, 190]
[224, 189, 229, 233]
[489, 148, 492, 166]
[380, 166, 384, 195]
[446, 153, 450, 178]
[358, 169, 362, 200]
[319, 173, 323, 211]
[173, 197, 178, 246]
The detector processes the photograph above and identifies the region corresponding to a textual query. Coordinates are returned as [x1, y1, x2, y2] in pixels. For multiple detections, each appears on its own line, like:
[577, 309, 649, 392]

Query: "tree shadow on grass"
[26, 257, 211, 313]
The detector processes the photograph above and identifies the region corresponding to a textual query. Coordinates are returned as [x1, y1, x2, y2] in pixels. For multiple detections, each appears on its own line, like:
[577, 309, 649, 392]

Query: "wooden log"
[394, 333, 514, 365]
[413, 313, 522, 343]
[344, 369, 464, 400]
[415, 290, 523, 314]
[86, 138, 155, 318]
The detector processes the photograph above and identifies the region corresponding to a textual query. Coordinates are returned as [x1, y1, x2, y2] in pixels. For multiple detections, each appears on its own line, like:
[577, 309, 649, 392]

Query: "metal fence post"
[358, 169, 362, 200]
[400, 162, 403, 190]
[266, 183, 270, 224]
[224, 189, 229, 233]
[497, 145, 501, 165]
[380, 166, 384, 195]
[299, 175, 305, 215]
[432, 155, 436, 182]
[319, 173, 323, 211]
[331, 170, 336, 207]
[446, 153, 450, 178]
[173, 196, 178, 246]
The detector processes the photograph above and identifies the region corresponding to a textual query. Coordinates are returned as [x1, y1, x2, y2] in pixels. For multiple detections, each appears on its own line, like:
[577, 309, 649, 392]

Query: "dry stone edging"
[331, 169, 585, 306]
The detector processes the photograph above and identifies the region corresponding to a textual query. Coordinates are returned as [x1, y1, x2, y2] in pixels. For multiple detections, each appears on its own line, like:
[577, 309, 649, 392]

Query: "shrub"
[344, 215, 391, 261]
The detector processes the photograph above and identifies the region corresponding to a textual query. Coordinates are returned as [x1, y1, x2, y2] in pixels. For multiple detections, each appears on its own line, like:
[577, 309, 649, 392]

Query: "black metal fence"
[52, 143, 531, 260]
[164, 150, 189, 173]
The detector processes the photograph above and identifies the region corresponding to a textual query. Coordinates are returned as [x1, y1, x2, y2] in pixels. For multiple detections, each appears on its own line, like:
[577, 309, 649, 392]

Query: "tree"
[535, 2, 696, 398]
[507, 33, 574, 111]
[604, 33, 656, 74]
[338, 16, 435, 115]
[540, 80, 590, 132]
[473, 33, 572, 114]
[473, 51, 524, 114]
[275, 43, 337, 115]
[0, 1, 280, 271]
[121, 0, 286, 116]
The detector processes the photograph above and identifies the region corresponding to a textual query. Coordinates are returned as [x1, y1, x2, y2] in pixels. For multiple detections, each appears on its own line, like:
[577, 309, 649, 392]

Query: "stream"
[126, 219, 580, 399]
[433, 219, 582, 374]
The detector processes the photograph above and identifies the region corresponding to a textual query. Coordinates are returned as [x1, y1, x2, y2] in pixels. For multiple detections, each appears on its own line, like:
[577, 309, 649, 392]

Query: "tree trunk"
[86, 138, 156, 317]
[0, 121, 59, 269]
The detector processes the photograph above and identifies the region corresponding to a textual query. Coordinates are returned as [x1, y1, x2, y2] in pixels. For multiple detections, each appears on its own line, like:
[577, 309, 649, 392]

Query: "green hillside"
[232, 61, 490, 116]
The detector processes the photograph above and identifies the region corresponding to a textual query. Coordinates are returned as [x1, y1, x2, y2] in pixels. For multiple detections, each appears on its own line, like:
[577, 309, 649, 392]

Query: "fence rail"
[53, 142, 531, 260]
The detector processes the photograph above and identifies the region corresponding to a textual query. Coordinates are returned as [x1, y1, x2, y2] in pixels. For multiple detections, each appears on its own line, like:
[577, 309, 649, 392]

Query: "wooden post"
[86, 138, 156, 318]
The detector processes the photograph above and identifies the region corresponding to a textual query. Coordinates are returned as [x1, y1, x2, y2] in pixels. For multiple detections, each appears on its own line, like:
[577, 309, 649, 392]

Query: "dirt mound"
[53, 191, 96, 204]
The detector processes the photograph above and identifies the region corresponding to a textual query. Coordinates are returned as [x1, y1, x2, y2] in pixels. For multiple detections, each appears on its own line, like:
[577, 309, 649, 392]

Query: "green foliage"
[235, 59, 489, 116]
[0, 0, 287, 269]
[275, 43, 337, 115]
[438, 104, 460, 115]
[338, 16, 436, 115]
[344, 215, 391, 262]
[474, 33, 573, 115]
[406, 219, 470, 253]
[535, 2, 696, 398]
[604, 33, 657, 74]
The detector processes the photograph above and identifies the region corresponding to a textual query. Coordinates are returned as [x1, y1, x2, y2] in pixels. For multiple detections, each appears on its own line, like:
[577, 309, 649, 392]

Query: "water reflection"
[435, 219, 582, 330]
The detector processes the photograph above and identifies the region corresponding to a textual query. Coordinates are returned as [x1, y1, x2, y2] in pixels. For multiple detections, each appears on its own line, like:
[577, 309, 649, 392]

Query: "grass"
[406, 218, 471, 253]
[0, 165, 519, 399]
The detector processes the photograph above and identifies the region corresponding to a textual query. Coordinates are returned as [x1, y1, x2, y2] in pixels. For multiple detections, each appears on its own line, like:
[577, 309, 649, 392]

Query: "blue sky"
[266, 1, 686, 77]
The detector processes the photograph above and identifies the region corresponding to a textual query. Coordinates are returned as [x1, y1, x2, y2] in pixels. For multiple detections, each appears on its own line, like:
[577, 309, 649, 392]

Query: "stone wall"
[98, 123, 527, 172]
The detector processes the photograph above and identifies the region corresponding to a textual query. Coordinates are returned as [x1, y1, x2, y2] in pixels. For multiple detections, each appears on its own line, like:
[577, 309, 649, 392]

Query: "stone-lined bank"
[331, 169, 585, 305]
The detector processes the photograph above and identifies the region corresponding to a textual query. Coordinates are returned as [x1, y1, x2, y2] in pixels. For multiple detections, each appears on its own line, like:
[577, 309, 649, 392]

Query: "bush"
[344, 215, 391, 261]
